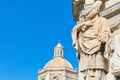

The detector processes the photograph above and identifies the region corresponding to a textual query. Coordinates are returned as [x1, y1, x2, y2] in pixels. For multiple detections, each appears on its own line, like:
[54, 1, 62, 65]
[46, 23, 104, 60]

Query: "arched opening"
[53, 76, 59, 80]
[41, 78, 45, 80]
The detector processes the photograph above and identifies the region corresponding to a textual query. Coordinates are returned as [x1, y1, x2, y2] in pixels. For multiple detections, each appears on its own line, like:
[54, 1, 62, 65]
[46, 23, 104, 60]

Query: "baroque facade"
[72, 0, 120, 80]
[38, 42, 78, 80]
[38, 0, 120, 80]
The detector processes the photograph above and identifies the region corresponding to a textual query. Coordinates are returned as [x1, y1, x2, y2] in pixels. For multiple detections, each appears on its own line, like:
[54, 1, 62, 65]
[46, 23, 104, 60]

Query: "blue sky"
[0, 0, 78, 80]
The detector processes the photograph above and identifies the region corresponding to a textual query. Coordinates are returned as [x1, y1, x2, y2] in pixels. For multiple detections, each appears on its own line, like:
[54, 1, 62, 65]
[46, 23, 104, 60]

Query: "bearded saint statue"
[72, 0, 111, 80]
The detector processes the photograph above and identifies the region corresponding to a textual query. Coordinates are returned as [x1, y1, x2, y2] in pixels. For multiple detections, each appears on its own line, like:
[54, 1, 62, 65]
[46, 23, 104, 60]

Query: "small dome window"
[41, 78, 45, 80]
[53, 76, 58, 80]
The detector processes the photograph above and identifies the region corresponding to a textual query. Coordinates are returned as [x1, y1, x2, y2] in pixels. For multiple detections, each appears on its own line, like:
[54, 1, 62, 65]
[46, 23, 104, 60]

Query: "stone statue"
[72, 0, 111, 80]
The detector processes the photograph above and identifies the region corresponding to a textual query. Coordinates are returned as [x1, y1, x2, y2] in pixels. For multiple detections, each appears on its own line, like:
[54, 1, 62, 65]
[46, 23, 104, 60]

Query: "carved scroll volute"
[72, 0, 85, 22]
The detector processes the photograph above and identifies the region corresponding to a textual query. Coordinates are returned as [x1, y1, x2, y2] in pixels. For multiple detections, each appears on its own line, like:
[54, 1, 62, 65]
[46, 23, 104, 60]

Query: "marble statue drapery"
[72, 1, 111, 80]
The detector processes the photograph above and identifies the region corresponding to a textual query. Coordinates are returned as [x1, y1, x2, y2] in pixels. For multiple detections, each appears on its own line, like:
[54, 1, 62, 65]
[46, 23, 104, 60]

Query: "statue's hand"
[81, 21, 93, 31]
[84, 21, 93, 27]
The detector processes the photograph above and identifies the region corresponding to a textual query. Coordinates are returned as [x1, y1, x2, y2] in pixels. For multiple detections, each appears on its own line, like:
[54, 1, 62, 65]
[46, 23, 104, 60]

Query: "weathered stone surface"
[72, 1, 111, 80]
[110, 30, 120, 76]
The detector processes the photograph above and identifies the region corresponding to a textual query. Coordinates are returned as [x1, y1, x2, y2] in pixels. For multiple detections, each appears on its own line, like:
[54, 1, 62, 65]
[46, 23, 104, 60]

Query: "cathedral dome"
[44, 41, 73, 69]
[38, 41, 77, 80]
[44, 57, 73, 69]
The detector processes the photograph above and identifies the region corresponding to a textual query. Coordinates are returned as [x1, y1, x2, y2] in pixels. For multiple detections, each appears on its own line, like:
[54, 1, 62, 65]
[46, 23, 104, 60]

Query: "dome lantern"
[54, 40, 64, 58]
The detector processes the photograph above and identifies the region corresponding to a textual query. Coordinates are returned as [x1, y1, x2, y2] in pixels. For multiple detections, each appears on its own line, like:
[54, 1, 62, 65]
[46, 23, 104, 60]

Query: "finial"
[54, 40, 64, 58]
[54, 40, 63, 48]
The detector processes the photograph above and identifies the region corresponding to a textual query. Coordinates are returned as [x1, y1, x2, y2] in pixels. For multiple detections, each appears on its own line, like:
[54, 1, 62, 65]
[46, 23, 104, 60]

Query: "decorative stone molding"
[102, 2, 120, 19]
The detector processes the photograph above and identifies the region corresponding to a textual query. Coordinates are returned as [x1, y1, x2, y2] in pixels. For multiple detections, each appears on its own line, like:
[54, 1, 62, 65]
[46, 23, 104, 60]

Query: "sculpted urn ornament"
[71, 0, 112, 80]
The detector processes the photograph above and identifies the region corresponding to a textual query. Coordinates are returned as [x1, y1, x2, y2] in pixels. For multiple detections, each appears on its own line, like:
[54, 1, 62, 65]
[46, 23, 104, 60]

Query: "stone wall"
[105, 0, 120, 8]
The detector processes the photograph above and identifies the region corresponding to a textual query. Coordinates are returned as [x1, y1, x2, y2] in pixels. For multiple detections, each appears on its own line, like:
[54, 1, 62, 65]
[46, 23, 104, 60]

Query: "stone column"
[110, 29, 120, 79]
[45, 72, 50, 80]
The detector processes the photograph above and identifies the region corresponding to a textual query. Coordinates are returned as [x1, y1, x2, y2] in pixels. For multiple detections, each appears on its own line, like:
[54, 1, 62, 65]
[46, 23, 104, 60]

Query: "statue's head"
[85, 0, 102, 20]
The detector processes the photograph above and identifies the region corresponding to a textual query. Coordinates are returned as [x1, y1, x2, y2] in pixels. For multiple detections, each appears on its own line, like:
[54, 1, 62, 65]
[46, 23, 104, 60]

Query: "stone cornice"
[102, 2, 120, 19]
[38, 67, 77, 75]
[110, 20, 120, 31]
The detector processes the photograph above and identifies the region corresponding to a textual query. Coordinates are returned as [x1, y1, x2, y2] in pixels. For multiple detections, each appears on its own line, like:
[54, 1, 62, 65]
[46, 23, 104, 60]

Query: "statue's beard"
[86, 11, 99, 20]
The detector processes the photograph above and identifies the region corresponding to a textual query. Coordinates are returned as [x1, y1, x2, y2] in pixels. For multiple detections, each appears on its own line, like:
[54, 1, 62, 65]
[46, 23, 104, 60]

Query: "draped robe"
[72, 17, 111, 80]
